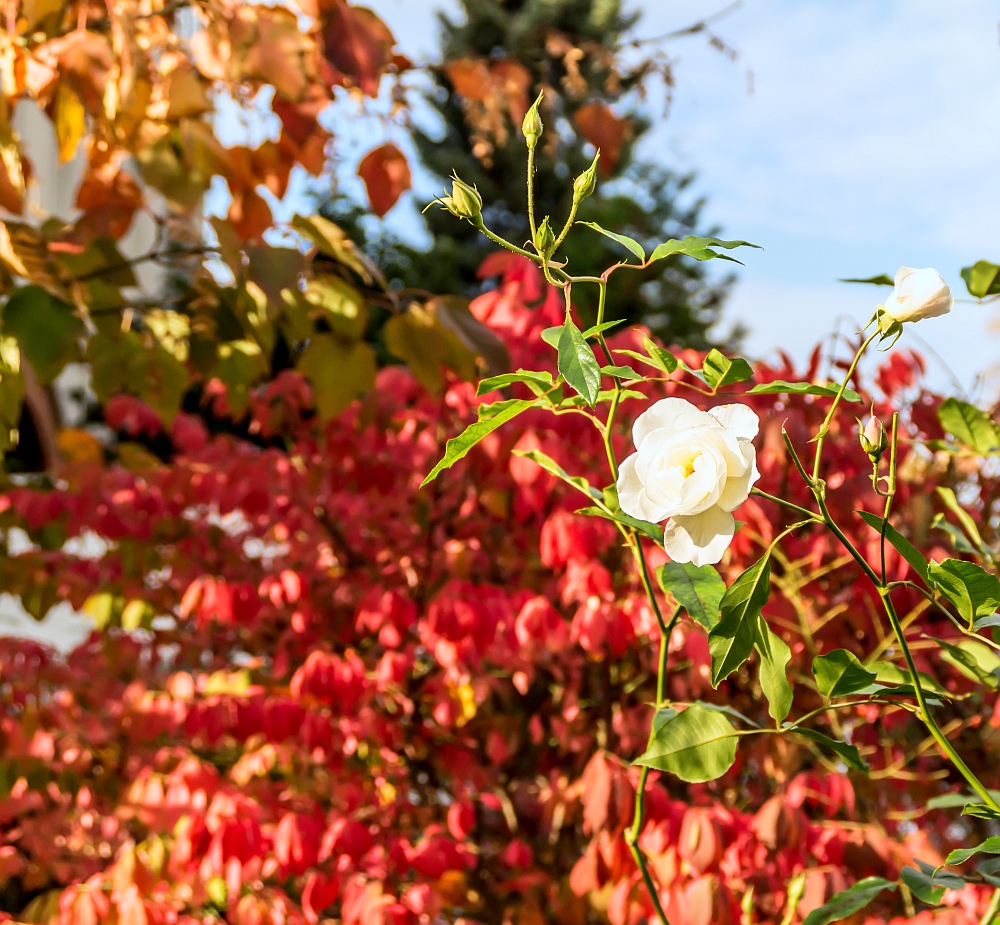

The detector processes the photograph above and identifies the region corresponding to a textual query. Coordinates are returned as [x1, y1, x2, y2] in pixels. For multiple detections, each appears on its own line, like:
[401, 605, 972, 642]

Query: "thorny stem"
[879, 413, 899, 583]
[812, 329, 880, 481]
[527, 146, 537, 240]
[800, 338, 1000, 814]
[980, 888, 1000, 925]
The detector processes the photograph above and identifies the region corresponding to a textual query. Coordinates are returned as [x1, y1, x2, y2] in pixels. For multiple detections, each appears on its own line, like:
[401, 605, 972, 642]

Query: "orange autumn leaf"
[490, 59, 532, 125]
[357, 143, 410, 217]
[445, 58, 493, 101]
[573, 101, 628, 175]
[228, 187, 273, 240]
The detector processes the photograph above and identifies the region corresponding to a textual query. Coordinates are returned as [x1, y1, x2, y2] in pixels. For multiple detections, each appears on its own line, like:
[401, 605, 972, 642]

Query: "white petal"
[632, 397, 714, 448]
[617, 452, 669, 523]
[717, 440, 760, 511]
[708, 403, 759, 440]
[662, 506, 736, 567]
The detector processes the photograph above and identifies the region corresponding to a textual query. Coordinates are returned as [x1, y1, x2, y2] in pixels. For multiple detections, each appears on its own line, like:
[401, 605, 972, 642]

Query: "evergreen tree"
[328, 0, 736, 349]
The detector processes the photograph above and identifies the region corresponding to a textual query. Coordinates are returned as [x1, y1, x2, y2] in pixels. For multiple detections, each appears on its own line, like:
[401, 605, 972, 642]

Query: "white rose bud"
[882, 267, 953, 323]
[616, 397, 760, 566]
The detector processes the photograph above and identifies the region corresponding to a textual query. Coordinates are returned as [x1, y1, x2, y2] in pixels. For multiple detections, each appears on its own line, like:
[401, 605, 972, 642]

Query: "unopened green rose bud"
[522, 91, 544, 149]
[438, 174, 482, 221]
[859, 413, 889, 463]
[573, 151, 600, 203]
[534, 216, 556, 258]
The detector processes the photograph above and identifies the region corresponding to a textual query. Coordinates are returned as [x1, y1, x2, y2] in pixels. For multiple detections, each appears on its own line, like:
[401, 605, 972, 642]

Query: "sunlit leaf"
[657, 561, 725, 631]
[960, 261, 1000, 299]
[812, 649, 877, 699]
[557, 314, 601, 406]
[577, 221, 645, 262]
[634, 705, 738, 782]
[857, 511, 928, 583]
[938, 398, 1000, 456]
[801, 878, 895, 925]
[927, 558, 1000, 627]
[421, 399, 536, 486]
[649, 235, 760, 265]
[748, 380, 862, 403]
[701, 349, 753, 390]
[710, 555, 771, 686]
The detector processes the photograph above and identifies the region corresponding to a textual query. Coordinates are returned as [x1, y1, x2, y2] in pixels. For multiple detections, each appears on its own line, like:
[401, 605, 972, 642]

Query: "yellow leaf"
[121, 600, 146, 631]
[54, 84, 86, 163]
[57, 427, 103, 463]
[384, 304, 478, 394]
[297, 334, 375, 420]
[83, 592, 115, 630]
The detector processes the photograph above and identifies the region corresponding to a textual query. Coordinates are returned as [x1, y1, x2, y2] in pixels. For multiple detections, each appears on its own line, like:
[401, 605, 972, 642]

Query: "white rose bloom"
[882, 267, 953, 323]
[617, 397, 760, 566]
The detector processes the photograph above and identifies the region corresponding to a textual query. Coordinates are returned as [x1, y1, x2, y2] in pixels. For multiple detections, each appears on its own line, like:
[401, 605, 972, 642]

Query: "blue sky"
[358, 0, 1000, 397]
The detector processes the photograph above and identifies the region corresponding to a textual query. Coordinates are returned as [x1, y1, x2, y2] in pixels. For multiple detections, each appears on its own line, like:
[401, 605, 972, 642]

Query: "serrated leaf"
[927, 790, 1000, 811]
[899, 866, 959, 906]
[581, 319, 626, 339]
[578, 221, 645, 262]
[576, 505, 663, 544]
[512, 448, 601, 501]
[649, 235, 760, 265]
[800, 878, 895, 925]
[634, 704, 738, 782]
[600, 364, 644, 380]
[755, 615, 792, 723]
[793, 727, 868, 772]
[747, 380, 863, 403]
[927, 558, 1000, 627]
[961, 261, 1000, 299]
[839, 274, 895, 286]
[857, 512, 929, 583]
[557, 314, 601, 406]
[946, 835, 1000, 866]
[476, 369, 554, 395]
[935, 486, 985, 549]
[657, 562, 725, 631]
[709, 556, 771, 686]
[641, 335, 679, 374]
[701, 349, 753, 390]
[938, 398, 1000, 456]
[929, 636, 1000, 688]
[421, 399, 536, 486]
[812, 649, 877, 699]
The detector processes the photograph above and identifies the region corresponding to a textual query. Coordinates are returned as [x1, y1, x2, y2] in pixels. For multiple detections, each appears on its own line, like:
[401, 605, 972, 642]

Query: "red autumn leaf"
[573, 101, 628, 175]
[490, 59, 532, 125]
[320, 0, 399, 97]
[357, 143, 411, 217]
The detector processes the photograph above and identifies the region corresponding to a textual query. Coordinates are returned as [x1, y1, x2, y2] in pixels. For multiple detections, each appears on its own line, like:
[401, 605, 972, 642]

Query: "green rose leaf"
[839, 274, 895, 286]
[857, 512, 929, 583]
[793, 727, 868, 773]
[477, 369, 554, 395]
[634, 704, 738, 782]
[899, 864, 965, 906]
[557, 314, 601, 407]
[421, 399, 537, 486]
[709, 555, 771, 686]
[755, 615, 793, 723]
[648, 235, 760, 265]
[938, 398, 1000, 456]
[960, 260, 1000, 299]
[927, 558, 1000, 627]
[701, 349, 754, 390]
[801, 878, 896, 925]
[812, 649, 877, 699]
[657, 561, 726, 631]
[578, 221, 645, 263]
[945, 835, 1000, 866]
[512, 448, 602, 502]
[747, 380, 863, 403]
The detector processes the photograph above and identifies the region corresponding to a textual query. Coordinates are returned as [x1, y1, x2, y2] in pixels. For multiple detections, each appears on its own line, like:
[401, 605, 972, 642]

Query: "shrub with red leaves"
[1, 254, 998, 925]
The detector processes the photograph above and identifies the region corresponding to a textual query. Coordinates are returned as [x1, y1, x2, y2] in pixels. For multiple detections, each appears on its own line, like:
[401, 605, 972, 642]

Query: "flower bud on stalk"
[534, 216, 556, 258]
[522, 92, 544, 150]
[435, 174, 482, 222]
[573, 151, 600, 203]
[859, 413, 889, 463]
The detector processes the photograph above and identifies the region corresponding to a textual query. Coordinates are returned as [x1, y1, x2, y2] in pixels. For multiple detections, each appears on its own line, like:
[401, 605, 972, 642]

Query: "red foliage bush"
[0, 254, 997, 925]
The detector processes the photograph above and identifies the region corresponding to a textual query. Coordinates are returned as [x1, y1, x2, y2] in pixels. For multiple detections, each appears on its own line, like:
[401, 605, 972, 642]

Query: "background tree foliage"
[329, 0, 734, 349]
